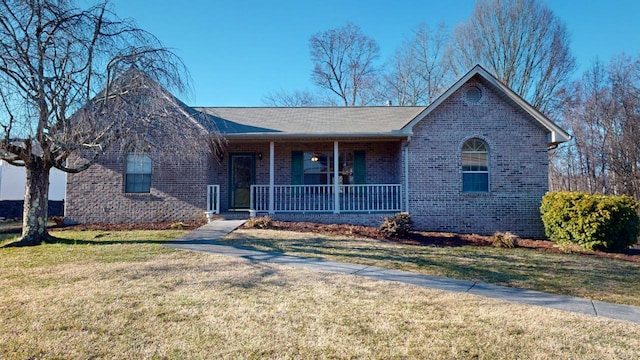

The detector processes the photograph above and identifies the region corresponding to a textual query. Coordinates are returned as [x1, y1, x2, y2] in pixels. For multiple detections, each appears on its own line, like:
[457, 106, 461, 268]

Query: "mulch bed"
[255, 220, 640, 263]
[55, 218, 208, 232]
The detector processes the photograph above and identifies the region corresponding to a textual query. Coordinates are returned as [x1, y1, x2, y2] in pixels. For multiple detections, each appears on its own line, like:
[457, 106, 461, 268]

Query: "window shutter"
[353, 150, 366, 184]
[291, 151, 303, 185]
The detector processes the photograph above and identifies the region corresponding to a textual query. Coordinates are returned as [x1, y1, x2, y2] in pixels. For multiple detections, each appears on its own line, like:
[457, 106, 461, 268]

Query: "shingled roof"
[191, 65, 570, 145]
[193, 106, 426, 139]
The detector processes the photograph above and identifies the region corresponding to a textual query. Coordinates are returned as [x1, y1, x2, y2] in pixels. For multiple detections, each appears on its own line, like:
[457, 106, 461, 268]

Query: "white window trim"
[461, 139, 490, 193]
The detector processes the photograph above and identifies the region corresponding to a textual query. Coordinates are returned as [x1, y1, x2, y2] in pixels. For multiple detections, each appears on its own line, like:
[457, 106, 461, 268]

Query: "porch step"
[216, 212, 251, 220]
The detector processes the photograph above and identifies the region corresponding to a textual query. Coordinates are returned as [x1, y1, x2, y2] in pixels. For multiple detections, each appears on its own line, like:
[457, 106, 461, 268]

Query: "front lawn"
[0, 229, 639, 359]
[222, 228, 640, 306]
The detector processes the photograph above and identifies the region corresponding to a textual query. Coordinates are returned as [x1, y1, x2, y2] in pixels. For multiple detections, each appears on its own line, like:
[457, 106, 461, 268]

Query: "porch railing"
[251, 184, 402, 213]
[207, 185, 220, 214]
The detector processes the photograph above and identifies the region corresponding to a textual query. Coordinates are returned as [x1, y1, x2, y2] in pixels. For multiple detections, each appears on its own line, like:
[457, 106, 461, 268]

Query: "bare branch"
[450, 0, 575, 116]
[309, 23, 381, 106]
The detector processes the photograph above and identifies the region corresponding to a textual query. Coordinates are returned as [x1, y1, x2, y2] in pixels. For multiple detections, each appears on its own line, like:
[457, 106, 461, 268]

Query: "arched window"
[462, 138, 489, 193]
[125, 152, 152, 193]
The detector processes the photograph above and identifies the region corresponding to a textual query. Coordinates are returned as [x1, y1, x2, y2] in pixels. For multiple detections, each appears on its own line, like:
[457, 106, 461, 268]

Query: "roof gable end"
[401, 64, 571, 146]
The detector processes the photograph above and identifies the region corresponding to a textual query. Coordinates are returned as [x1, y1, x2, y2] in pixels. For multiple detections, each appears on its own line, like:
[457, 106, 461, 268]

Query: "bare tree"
[552, 54, 640, 200]
[451, 0, 575, 115]
[385, 23, 452, 106]
[0, 0, 205, 246]
[309, 23, 381, 106]
[262, 89, 319, 106]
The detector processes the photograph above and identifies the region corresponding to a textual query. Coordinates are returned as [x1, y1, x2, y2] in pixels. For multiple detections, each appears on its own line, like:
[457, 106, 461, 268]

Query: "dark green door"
[229, 154, 255, 209]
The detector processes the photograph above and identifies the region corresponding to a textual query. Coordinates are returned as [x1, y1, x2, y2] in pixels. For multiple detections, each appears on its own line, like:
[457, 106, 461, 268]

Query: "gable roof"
[192, 65, 570, 145]
[402, 65, 572, 145]
[194, 106, 426, 139]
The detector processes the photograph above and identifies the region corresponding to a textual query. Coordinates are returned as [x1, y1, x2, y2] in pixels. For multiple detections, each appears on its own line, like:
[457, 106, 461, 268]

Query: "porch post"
[269, 141, 275, 214]
[333, 141, 340, 214]
[404, 142, 410, 213]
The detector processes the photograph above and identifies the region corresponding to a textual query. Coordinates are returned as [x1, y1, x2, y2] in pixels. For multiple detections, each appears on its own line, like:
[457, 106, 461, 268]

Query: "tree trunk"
[19, 160, 52, 246]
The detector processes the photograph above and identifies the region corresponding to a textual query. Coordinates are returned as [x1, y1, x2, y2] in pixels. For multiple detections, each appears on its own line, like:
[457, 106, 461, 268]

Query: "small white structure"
[0, 160, 66, 200]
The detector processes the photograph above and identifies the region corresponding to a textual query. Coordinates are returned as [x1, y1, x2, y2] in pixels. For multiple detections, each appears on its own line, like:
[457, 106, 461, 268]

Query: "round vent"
[466, 86, 482, 102]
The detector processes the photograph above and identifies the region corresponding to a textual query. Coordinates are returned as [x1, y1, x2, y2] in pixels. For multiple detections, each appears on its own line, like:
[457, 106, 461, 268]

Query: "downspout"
[404, 137, 411, 213]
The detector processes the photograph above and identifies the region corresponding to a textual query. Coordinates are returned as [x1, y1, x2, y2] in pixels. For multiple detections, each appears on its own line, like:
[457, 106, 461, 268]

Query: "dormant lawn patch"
[223, 228, 640, 306]
[1, 230, 639, 358]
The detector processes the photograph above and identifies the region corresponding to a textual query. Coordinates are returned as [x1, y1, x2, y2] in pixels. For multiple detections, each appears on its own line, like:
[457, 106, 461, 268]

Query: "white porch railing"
[206, 185, 220, 214]
[251, 184, 402, 213]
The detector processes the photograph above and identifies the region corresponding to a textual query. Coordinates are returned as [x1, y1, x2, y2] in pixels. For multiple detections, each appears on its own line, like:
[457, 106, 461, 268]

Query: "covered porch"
[205, 139, 409, 219]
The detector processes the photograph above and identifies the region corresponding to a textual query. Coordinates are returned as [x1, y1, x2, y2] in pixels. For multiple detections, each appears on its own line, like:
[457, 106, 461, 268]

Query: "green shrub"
[379, 212, 413, 238]
[540, 192, 640, 251]
[492, 231, 519, 248]
[245, 216, 273, 229]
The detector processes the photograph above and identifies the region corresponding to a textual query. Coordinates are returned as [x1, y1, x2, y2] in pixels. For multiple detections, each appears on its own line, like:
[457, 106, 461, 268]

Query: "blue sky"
[110, 0, 640, 106]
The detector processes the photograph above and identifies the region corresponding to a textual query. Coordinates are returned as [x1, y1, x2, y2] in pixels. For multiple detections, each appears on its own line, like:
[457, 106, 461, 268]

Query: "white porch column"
[333, 141, 340, 214]
[404, 143, 410, 213]
[269, 141, 275, 214]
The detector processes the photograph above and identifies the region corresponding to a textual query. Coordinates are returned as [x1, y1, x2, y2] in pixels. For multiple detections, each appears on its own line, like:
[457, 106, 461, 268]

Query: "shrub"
[170, 221, 187, 230]
[245, 216, 273, 229]
[492, 231, 519, 248]
[540, 192, 640, 251]
[379, 212, 413, 238]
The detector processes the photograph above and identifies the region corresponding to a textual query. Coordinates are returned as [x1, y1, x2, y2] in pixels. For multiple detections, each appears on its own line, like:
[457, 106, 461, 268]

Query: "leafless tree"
[385, 23, 452, 106]
[450, 0, 575, 116]
[0, 0, 210, 246]
[262, 89, 319, 106]
[552, 54, 640, 200]
[309, 23, 381, 106]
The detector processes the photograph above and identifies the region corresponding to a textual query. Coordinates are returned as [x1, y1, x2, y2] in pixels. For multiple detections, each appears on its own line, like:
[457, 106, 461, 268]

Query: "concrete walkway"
[166, 220, 640, 324]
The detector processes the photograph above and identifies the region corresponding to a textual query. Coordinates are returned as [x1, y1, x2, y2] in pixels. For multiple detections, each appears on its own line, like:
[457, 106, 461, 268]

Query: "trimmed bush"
[540, 192, 640, 251]
[379, 212, 413, 238]
[492, 231, 519, 248]
[245, 216, 273, 229]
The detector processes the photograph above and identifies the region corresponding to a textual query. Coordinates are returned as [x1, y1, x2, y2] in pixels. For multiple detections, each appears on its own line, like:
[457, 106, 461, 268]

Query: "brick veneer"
[405, 77, 549, 238]
[65, 143, 209, 224]
[66, 76, 551, 237]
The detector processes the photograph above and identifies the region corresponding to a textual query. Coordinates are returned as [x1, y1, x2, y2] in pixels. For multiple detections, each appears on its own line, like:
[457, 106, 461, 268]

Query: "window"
[292, 150, 365, 185]
[302, 152, 353, 185]
[125, 153, 152, 193]
[462, 138, 489, 192]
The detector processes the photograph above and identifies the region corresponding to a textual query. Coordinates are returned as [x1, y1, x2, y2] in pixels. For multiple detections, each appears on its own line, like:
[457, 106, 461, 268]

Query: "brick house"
[65, 65, 570, 237]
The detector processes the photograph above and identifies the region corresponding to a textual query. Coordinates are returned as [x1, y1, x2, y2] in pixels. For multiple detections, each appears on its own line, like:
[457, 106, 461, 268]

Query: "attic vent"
[466, 86, 482, 103]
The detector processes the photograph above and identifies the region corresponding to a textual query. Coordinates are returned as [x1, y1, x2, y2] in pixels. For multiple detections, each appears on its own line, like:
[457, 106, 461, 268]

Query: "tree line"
[550, 54, 640, 200]
[264, 0, 574, 119]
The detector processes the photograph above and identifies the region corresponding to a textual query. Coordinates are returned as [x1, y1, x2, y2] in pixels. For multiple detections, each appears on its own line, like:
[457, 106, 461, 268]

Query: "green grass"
[1, 229, 639, 359]
[222, 229, 640, 306]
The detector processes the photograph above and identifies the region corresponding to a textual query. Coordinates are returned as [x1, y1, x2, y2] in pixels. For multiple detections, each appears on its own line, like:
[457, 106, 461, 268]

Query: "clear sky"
[109, 0, 640, 107]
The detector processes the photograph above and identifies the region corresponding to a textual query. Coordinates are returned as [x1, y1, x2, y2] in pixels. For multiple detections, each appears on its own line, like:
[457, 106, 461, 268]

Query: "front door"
[229, 153, 255, 209]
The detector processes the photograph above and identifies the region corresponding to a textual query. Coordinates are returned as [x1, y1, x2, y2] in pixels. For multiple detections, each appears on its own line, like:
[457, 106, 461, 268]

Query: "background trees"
[0, 0, 203, 245]
[309, 23, 381, 106]
[450, 0, 575, 116]
[384, 23, 452, 106]
[552, 54, 640, 199]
